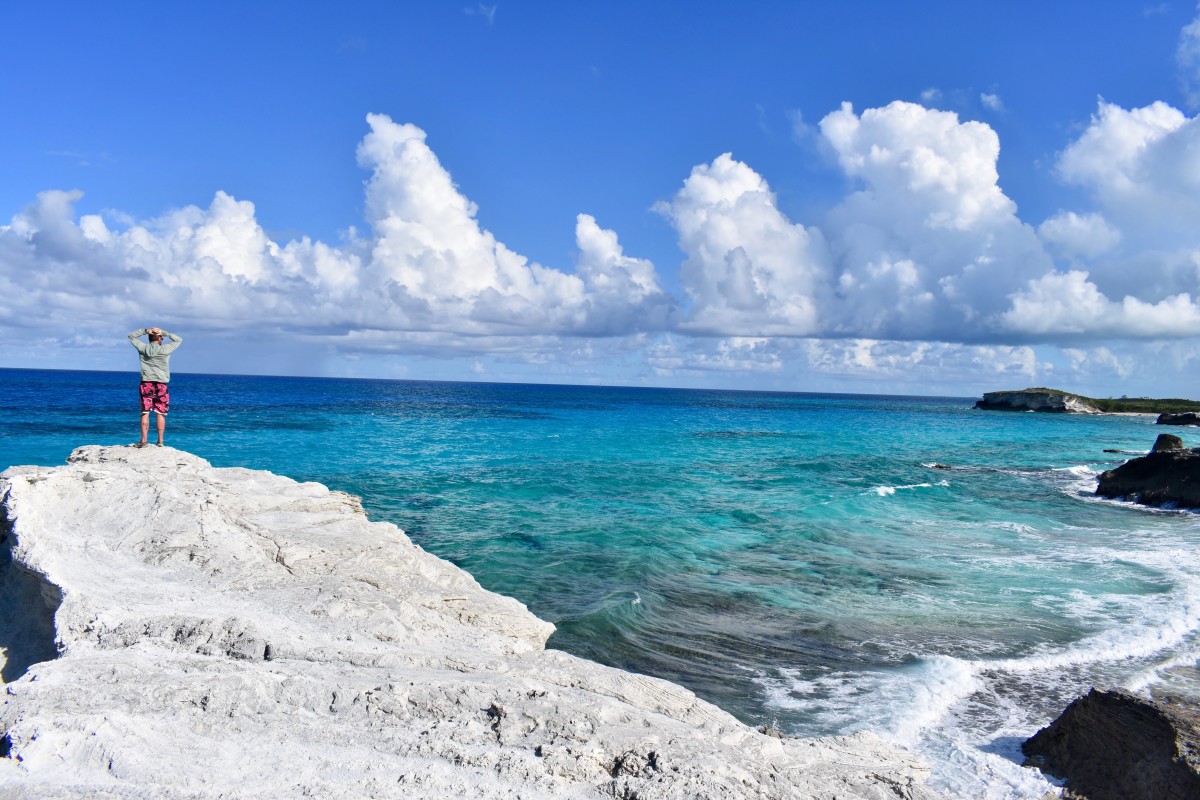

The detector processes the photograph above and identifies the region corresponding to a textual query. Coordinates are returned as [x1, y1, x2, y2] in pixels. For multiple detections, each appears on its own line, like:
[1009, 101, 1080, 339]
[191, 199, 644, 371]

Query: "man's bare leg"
[138, 412, 150, 446]
[156, 412, 166, 446]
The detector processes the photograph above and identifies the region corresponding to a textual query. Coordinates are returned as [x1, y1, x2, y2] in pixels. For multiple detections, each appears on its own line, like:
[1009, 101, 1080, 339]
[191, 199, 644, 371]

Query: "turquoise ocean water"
[3, 368, 1199, 798]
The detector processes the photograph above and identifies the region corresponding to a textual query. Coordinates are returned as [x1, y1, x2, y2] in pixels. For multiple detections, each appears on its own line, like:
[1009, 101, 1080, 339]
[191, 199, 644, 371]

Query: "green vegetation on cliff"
[1019, 388, 1200, 413]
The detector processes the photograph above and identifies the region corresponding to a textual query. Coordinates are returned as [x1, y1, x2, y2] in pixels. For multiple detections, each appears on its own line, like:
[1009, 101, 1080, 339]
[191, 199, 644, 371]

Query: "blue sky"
[4, 2, 1200, 397]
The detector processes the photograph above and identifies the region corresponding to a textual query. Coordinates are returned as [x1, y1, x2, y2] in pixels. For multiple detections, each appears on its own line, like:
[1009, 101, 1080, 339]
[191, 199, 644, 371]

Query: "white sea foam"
[1051, 462, 1200, 515]
[1081, 492, 1200, 514]
[912, 727, 1064, 800]
[870, 480, 947, 497]
[1045, 463, 1103, 499]
[1124, 642, 1200, 694]
[883, 656, 981, 744]
[1053, 465, 1099, 477]
[762, 655, 979, 742]
[994, 551, 1200, 674]
[990, 520, 1033, 533]
[759, 657, 1059, 799]
[1049, 587, 1127, 625]
[759, 542, 1200, 799]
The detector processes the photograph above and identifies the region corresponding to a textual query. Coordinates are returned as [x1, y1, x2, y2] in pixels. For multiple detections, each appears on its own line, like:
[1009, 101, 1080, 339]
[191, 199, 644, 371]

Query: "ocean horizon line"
[0, 366, 979, 403]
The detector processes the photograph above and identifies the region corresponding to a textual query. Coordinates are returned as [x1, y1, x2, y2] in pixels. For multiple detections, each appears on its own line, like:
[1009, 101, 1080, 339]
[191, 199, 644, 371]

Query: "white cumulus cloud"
[1037, 211, 1121, 259]
[1003, 270, 1200, 338]
[0, 115, 674, 365]
[818, 101, 1051, 340]
[653, 99, 1200, 346]
[1056, 100, 1200, 247]
[1007, 98, 1200, 339]
[654, 102, 1057, 343]
[6, 96, 1200, 391]
[357, 115, 590, 333]
[655, 153, 830, 336]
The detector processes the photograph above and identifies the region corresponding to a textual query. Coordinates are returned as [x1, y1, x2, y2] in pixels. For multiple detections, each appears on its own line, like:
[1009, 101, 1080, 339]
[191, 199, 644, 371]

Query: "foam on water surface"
[871, 480, 949, 496]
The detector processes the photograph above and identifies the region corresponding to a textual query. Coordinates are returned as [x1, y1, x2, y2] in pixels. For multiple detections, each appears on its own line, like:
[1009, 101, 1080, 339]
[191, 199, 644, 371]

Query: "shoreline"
[0, 445, 941, 799]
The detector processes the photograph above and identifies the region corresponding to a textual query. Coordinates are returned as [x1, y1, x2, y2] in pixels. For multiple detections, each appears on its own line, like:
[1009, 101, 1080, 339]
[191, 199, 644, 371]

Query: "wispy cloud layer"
[1179, 4, 1200, 109]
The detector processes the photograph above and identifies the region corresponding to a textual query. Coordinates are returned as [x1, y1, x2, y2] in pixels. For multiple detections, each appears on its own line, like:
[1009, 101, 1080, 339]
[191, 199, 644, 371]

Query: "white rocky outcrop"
[975, 390, 1101, 414]
[0, 445, 938, 799]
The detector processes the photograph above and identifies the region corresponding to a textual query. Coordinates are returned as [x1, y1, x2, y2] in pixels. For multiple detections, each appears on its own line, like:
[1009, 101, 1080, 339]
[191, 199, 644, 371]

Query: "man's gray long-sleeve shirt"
[128, 329, 183, 383]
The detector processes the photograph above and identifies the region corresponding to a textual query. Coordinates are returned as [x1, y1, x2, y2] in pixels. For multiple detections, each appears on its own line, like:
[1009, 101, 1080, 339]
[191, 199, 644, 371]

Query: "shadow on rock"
[0, 490, 62, 683]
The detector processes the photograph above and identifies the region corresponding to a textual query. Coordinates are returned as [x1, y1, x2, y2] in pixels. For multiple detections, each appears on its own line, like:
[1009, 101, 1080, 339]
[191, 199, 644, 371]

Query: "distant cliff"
[976, 389, 1200, 415]
[975, 390, 1101, 414]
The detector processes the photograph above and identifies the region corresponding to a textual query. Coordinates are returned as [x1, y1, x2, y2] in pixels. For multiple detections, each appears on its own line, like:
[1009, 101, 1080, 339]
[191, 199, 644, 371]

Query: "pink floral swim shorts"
[139, 381, 170, 414]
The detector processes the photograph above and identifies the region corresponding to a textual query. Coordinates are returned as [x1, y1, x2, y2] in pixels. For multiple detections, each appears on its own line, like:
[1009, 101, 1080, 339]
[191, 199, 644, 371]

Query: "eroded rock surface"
[1096, 441, 1200, 510]
[1153, 434, 1186, 453]
[0, 445, 939, 799]
[975, 390, 1100, 414]
[1022, 688, 1200, 800]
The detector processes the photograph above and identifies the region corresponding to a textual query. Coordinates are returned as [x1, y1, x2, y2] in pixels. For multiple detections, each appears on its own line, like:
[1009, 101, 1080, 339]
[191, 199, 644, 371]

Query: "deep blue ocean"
[3, 368, 1199, 798]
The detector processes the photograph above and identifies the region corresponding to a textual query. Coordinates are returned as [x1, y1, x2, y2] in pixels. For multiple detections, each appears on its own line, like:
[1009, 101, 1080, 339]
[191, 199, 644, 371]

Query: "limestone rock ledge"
[975, 390, 1100, 414]
[0, 446, 939, 800]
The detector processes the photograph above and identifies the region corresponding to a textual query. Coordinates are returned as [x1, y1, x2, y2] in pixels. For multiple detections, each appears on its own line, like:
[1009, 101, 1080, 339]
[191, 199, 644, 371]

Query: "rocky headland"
[974, 389, 1101, 414]
[1096, 434, 1200, 510]
[0, 445, 939, 799]
[976, 389, 1200, 415]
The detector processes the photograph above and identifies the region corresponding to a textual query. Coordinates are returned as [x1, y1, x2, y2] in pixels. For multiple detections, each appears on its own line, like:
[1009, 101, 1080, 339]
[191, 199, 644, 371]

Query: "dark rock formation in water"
[1022, 688, 1200, 800]
[1096, 438, 1200, 509]
[974, 390, 1100, 414]
[1153, 434, 1186, 452]
[1158, 412, 1200, 426]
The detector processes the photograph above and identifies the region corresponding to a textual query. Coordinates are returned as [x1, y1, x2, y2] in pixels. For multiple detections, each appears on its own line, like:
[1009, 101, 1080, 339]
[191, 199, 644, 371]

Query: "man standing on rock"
[128, 327, 183, 448]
